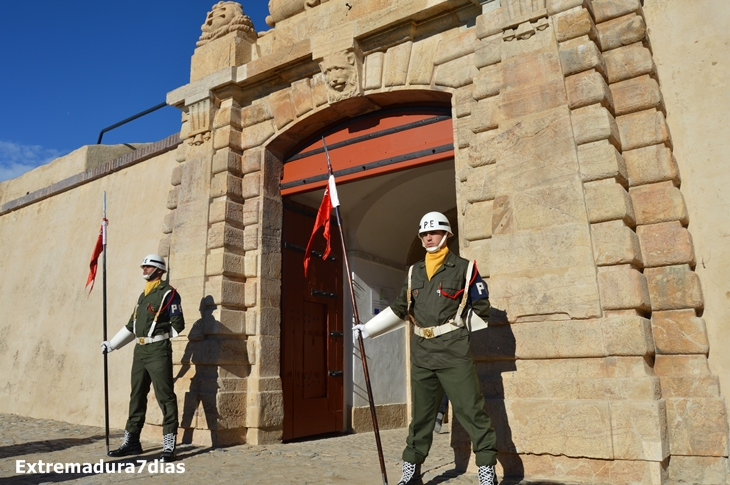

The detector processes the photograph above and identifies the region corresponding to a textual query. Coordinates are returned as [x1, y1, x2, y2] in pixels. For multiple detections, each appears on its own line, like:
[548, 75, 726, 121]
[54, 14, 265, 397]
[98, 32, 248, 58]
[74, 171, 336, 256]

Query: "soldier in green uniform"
[355, 212, 497, 485]
[101, 254, 185, 462]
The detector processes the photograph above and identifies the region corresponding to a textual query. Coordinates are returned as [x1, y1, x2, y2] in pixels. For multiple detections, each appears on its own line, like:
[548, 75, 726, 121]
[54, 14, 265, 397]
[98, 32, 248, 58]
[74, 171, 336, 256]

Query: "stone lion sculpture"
[319, 50, 361, 102]
[198, 1, 256, 47]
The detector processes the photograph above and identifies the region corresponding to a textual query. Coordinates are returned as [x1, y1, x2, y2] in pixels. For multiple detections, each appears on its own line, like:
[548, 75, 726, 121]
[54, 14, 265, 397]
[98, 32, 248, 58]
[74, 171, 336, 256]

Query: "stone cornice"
[166, 0, 479, 108]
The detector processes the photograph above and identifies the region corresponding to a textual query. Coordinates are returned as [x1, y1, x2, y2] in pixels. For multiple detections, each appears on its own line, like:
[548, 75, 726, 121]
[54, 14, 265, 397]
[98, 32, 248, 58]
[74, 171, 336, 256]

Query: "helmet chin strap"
[422, 234, 449, 253]
[143, 269, 162, 281]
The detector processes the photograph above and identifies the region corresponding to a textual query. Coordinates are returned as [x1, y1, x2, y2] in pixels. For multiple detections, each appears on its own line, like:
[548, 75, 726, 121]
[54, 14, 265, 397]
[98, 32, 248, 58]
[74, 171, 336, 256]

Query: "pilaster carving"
[186, 97, 217, 146]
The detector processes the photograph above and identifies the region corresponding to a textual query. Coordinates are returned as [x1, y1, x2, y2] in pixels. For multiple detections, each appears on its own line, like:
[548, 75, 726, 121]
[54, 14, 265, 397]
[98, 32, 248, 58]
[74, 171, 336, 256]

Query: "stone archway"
[268, 96, 459, 439]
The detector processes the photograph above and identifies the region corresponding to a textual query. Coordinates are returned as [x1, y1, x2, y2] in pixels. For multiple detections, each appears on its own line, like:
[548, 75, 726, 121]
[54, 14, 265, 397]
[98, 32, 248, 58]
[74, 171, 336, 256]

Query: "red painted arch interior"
[280, 108, 454, 195]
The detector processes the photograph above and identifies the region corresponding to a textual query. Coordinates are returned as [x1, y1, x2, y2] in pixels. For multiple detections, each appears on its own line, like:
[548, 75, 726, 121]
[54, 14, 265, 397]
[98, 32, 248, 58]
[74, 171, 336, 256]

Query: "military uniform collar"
[144, 280, 170, 294]
[443, 251, 457, 266]
[416, 251, 457, 272]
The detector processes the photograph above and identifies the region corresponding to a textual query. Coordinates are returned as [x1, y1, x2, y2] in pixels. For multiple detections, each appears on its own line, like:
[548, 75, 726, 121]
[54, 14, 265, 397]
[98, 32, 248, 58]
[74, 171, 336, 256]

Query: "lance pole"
[322, 137, 388, 485]
[102, 192, 110, 454]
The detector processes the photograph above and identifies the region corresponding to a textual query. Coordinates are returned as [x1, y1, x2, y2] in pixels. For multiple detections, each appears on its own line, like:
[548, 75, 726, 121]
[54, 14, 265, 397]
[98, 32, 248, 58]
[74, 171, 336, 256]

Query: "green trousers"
[125, 342, 178, 436]
[403, 363, 497, 467]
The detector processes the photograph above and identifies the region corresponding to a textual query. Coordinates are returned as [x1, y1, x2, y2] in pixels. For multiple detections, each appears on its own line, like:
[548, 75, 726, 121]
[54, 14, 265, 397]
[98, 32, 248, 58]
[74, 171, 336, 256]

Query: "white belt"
[414, 321, 462, 339]
[136, 333, 170, 345]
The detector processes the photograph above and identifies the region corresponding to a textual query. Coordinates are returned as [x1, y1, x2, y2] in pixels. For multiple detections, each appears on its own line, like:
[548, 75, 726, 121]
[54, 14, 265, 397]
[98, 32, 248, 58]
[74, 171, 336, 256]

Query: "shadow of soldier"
[0, 435, 108, 460]
[422, 467, 467, 484]
[450, 306, 524, 483]
[175, 295, 221, 446]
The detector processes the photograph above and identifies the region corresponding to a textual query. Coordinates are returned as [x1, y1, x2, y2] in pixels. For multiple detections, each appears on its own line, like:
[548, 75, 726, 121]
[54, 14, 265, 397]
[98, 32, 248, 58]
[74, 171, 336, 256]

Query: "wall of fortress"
[0, 138, 180, 432]
[1, 0, 729, 482]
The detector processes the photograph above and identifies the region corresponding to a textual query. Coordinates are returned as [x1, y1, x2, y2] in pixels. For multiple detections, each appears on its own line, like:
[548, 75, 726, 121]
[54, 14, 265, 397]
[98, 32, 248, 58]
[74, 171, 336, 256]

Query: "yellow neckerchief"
[144, 280, 161, 296]
[425, 246, 449, 280]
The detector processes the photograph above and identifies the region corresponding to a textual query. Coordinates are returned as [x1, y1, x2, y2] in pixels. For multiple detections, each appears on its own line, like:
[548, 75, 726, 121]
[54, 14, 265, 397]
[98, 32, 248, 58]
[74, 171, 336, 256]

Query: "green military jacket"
[390, 251, 490, 369]
[125, 280, 185, 340]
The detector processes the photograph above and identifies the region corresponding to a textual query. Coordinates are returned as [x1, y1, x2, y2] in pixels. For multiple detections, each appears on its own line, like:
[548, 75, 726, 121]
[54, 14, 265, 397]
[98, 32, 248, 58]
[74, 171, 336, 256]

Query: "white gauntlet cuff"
[364, 307, 406, 338]
[110, 327, 135, 350]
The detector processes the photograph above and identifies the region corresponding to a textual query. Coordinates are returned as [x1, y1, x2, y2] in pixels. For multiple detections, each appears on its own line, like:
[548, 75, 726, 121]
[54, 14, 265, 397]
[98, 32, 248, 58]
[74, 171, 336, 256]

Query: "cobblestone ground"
[0, 414, 480, 485]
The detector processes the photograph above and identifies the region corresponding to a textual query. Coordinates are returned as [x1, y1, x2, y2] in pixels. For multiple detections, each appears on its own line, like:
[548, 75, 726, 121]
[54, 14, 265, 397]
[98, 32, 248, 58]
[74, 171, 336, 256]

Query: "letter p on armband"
[469, 273, 489, 301]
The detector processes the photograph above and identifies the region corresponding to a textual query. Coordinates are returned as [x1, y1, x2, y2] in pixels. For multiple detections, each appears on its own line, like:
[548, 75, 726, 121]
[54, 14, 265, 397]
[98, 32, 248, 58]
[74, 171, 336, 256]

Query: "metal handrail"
[96, 102, 168, 144]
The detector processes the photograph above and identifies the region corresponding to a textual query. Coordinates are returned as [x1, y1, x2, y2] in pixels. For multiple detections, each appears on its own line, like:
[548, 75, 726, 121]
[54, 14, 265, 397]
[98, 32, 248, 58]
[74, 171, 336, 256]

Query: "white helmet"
[418, 212, 452, 253]
[419, 212, 452, 236]
[140, 254, 167, 272]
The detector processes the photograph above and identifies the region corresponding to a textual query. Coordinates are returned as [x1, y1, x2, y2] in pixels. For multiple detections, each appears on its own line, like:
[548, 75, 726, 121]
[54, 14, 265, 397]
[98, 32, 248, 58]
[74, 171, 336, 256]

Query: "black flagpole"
[102, 192, 110, 454]
[322, 137, 388, 485]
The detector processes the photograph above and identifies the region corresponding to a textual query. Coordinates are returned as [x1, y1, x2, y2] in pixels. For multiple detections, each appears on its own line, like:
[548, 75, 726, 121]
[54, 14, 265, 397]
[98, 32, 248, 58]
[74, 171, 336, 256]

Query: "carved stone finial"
[319, 50, 362, 103]
[198, 1, 256, 47]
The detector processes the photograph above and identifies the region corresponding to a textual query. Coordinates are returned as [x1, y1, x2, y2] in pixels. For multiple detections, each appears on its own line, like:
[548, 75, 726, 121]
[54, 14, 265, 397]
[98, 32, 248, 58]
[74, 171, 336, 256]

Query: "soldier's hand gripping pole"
[323, 138, 388, 485]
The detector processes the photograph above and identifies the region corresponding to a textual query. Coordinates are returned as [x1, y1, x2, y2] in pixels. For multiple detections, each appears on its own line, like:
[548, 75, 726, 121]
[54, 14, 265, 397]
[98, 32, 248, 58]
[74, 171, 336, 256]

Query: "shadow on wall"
[456, 306, 525, 481]
[175, 295, 220, 446]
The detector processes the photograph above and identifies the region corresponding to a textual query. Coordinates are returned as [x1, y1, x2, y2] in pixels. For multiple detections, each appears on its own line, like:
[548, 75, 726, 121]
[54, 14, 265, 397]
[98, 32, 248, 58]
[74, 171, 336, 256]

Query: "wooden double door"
[281, 202, 344, 440]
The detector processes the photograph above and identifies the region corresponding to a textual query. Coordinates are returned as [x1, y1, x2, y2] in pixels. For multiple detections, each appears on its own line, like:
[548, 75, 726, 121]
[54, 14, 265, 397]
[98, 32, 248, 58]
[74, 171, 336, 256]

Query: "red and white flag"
[303, 174, 340, 277]
[86, 218, 108, 294]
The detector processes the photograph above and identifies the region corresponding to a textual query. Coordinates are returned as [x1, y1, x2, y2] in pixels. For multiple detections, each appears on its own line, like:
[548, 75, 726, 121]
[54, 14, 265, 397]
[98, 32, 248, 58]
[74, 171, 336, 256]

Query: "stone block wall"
[153, 91, 257, 445]
[157, 84, 289, 445]
[160, 0, 728, 481]
[637, 7, 730, 479]
[447, 0, 728, 482]
[585, 1, 728, 478]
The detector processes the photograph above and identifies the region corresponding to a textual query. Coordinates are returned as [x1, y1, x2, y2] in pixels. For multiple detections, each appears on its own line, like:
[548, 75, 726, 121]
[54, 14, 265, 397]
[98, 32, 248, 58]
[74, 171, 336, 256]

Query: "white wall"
[347, 255, 408, 407]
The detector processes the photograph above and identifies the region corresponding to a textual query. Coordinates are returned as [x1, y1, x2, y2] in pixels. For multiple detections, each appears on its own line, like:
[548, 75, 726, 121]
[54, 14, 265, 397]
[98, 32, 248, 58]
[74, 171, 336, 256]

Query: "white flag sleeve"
[328, 174, 340, 208]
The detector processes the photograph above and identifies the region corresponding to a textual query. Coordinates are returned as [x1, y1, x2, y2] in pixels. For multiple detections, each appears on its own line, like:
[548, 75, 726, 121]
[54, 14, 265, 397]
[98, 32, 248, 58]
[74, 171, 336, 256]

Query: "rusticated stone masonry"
[151, 96, 254, 447]
[588, 0, 728, 482]
[160, 0, 728, 482]
[445, 0, 727, 482]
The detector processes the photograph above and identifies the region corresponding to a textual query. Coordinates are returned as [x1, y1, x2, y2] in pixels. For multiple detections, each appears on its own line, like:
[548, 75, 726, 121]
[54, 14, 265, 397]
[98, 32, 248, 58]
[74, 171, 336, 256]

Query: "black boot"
[397, 461, 423, 485]
[108, 431, 143, 457]
[160, 433, 176, 462]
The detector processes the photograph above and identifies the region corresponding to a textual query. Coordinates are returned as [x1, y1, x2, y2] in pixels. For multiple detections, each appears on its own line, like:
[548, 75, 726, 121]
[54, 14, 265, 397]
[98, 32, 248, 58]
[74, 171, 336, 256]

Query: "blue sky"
[0, 1, 271, 182]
